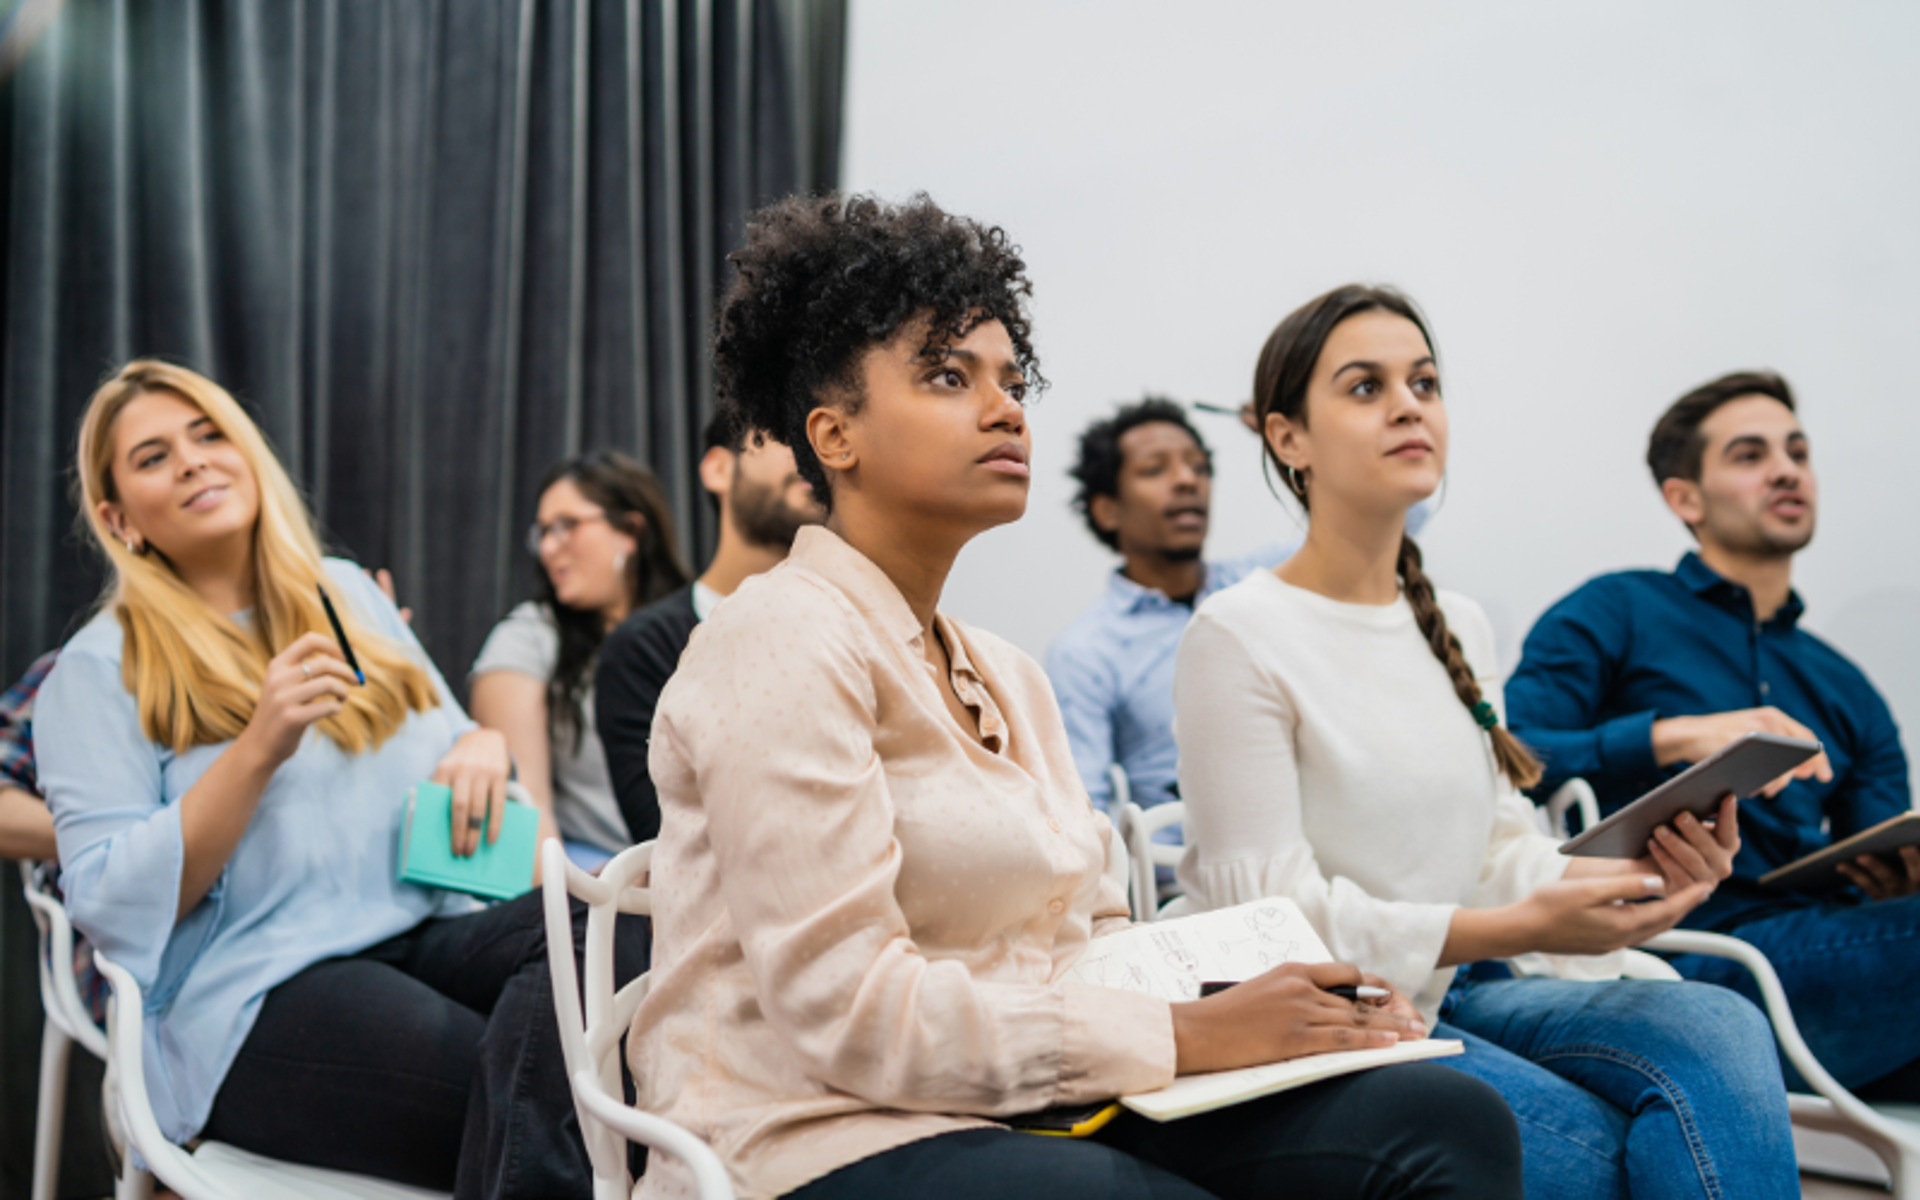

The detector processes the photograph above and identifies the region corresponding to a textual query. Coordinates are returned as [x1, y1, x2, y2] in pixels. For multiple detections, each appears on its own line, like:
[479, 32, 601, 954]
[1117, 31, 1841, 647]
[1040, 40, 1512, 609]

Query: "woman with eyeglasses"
[470, 452, 689, 868]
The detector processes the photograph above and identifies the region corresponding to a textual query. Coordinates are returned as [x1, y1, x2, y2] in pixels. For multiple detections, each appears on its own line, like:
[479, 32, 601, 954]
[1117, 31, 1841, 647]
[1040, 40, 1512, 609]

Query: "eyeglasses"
[526, 513, 609, 556]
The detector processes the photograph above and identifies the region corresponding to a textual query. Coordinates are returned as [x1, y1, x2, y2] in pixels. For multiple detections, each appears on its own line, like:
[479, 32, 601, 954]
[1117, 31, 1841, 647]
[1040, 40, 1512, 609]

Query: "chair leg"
[31, 1021, 71, 1200]
[1896, 1143, 1920, 1200]
[114, 1165, 154, 1200]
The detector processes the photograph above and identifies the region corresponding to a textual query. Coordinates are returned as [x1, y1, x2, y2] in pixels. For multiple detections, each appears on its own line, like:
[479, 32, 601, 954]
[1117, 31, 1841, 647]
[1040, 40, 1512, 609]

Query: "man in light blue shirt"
[1047, 397, 1427, 818]
[1046, 398, 1296, 818]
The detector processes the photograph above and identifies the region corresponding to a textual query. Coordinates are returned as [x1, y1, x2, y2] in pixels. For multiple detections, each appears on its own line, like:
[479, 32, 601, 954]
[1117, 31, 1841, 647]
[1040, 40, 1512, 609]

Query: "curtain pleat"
[0, 0, 845, 684]
[0, 1, 845, 1188]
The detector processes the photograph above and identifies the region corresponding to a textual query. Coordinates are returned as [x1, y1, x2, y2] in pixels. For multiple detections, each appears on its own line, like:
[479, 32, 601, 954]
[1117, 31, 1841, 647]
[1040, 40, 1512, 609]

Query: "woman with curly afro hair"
[625, 193, 1523, 1200]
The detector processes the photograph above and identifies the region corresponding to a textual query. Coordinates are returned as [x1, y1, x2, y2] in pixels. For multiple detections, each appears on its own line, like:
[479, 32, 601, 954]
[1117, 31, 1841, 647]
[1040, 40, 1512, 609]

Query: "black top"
[595, 584, 701, 843]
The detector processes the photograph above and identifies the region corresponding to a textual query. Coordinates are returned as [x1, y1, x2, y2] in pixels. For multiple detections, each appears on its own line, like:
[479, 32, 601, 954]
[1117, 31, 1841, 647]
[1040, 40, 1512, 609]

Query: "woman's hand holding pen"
[1169, 962, 1422, 1075]
[435, 729, 511, 857]
[241, 633, 355, 768]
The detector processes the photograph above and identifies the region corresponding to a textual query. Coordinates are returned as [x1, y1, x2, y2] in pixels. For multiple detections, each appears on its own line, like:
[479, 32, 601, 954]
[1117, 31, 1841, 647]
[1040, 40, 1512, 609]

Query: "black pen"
[1201, 980, 1390, 1001]
[316, 584, 366, 685]
[1191, 401, 1244, 416]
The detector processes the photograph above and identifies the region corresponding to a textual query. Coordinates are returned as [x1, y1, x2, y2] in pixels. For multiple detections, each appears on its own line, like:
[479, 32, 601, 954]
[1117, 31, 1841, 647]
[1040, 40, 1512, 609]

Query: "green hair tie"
[1471, 700, 1499, 731]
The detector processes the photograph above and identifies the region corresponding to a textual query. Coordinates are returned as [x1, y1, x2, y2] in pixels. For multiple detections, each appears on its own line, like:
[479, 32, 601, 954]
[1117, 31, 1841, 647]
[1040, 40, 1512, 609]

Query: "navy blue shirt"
[1506, 552, 1911, 931]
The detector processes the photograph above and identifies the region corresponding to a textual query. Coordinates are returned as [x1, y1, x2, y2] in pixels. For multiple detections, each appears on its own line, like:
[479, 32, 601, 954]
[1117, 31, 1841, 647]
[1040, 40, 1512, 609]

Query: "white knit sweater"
[1172, 568, 1622, 1022]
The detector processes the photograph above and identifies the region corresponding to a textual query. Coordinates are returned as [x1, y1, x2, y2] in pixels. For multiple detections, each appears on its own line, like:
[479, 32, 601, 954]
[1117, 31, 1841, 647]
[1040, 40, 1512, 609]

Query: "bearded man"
[1507, 370, 1918, 1099]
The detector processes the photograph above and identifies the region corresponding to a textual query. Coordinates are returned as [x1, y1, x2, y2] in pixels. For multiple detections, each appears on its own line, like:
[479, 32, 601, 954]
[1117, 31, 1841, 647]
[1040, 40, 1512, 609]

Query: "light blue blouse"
[35, 559, 478, 1143]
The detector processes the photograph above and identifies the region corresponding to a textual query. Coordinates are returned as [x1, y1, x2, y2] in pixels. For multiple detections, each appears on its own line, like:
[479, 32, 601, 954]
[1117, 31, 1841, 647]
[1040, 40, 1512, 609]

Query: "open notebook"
[1066, 898, 1462, 1121]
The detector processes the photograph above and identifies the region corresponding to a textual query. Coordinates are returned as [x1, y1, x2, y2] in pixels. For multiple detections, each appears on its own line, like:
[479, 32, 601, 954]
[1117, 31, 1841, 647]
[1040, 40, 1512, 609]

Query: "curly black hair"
[1068, 397, 1213, 551]
[711, 192, 1044, 510]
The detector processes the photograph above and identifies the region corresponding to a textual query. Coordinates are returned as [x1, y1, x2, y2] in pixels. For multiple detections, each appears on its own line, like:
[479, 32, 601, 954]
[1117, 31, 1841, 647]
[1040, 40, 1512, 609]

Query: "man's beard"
[731, 473, 818, 550]
[1157, 545, 1204, 564]
[1704, 500, 1815, 559]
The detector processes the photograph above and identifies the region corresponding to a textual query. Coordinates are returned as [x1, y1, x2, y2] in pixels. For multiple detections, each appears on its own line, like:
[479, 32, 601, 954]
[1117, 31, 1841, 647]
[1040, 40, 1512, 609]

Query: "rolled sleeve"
[37, 647, 201, 997]
[676, 585, 1173, 1114]
[1595, 710, 1660, 778]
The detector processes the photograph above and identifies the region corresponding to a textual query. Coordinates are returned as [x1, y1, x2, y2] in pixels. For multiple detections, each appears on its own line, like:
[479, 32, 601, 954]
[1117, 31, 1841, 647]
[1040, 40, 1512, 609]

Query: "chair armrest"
[20, 863, 109, 1059]
[1544, 778, 1600, 839]
[1641, 929, 1916, 1144]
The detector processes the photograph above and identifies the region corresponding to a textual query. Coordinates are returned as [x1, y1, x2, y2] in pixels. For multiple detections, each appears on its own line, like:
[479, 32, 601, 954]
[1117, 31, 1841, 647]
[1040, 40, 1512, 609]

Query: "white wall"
[841, 0, 1920, 752]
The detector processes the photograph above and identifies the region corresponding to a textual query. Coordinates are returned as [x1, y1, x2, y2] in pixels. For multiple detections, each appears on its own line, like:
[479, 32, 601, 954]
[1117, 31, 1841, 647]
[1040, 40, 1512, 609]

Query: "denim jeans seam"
[1531, 1042, 1719, 1200]
[499, 985, 539, 1198]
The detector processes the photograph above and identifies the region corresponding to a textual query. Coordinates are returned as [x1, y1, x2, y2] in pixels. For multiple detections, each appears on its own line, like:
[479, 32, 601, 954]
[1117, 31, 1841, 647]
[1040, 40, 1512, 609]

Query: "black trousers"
[786, 1062, 1522, 1200]
[201, 889, 650, 1200]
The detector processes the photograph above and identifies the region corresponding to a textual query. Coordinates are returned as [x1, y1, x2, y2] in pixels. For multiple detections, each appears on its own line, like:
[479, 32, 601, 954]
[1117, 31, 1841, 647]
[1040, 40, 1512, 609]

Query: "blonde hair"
[77, 360, 437, 754]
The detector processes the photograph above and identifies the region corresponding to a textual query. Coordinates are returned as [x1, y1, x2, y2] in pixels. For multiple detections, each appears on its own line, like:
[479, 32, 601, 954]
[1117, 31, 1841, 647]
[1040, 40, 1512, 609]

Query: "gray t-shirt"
[470, 601, 626, 853]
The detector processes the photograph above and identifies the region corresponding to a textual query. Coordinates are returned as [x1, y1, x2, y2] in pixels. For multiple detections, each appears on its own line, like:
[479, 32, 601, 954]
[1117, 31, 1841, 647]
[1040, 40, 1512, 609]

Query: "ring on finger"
[302, 661, 313, 680]
[467, 813, 485, 831]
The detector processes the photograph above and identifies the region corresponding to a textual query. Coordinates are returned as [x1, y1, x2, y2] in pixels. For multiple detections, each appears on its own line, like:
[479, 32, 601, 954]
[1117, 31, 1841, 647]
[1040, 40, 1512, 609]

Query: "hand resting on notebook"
[1169, 961, 1424, 1075]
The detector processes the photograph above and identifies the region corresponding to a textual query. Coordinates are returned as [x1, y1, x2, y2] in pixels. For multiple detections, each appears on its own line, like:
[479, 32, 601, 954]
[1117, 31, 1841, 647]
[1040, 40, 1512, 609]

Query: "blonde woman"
[34, 361, 595, 1197]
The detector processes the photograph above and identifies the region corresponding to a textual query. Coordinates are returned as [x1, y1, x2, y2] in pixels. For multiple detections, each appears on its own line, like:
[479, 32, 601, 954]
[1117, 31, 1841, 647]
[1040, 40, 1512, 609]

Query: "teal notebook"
[397, 782, 538, 900]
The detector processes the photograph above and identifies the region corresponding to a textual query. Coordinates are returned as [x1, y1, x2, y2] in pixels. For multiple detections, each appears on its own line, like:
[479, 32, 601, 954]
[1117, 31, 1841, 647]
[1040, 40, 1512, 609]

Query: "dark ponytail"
[1252, 284, 1542, 790]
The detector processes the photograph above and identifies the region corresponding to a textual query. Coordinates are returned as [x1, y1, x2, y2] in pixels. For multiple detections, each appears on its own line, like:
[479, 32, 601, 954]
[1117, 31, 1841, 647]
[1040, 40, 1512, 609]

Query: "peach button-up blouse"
[631, 526, 1177, 1199]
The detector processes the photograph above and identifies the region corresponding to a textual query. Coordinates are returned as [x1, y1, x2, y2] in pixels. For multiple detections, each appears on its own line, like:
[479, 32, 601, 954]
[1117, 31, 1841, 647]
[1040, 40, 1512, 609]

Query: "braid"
[1397, 536, 1544, 790]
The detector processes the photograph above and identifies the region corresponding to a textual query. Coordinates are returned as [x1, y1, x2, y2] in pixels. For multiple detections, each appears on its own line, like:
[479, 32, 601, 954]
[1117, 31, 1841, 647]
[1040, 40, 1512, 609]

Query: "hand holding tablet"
[1559, 732, 1823, 860]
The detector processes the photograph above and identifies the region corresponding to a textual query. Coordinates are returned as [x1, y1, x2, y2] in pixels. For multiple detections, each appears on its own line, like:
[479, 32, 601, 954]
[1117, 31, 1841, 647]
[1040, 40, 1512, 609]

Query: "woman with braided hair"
[1172, 285, 1798, 1199]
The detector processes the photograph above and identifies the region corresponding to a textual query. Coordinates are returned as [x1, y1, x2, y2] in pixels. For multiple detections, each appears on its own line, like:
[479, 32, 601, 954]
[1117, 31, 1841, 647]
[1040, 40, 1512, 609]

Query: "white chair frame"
[1550, 776, 1920, 1194]
[538, 837, 733, 1200]
[19, 860, 127, 1200]
[93, 949, 448, 1200]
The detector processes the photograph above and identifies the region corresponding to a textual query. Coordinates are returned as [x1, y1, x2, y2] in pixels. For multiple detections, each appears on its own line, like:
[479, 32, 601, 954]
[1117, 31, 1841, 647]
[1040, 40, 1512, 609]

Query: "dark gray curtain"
[0, 1, 845, 1193]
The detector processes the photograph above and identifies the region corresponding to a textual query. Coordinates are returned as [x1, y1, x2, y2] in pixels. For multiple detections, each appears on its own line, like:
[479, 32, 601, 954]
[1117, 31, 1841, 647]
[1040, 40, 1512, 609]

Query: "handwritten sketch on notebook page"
[1064, 897, 1463, 1121]
[1064, 897, 1320, 999]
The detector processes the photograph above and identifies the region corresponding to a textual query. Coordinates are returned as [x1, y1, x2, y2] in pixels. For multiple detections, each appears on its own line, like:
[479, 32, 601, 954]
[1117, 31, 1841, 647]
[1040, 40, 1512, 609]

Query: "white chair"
[1550, 777, 1920, 1193]
[538, 837, 733, 1200]
[1115, 800, 1186, 924]
[92, 950, 447, 1200]
[19, 860, 125, 1200]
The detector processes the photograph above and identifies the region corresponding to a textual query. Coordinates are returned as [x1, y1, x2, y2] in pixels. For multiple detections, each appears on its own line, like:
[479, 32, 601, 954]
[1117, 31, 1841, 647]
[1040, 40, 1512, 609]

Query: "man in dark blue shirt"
[1508, 369, 1918, 1099]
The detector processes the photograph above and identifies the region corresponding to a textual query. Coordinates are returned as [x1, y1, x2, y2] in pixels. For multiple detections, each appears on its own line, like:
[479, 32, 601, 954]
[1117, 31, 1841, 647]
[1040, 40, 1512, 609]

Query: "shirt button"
[1048, 899, 1065, 914]
[1760, 682, 1771, 696]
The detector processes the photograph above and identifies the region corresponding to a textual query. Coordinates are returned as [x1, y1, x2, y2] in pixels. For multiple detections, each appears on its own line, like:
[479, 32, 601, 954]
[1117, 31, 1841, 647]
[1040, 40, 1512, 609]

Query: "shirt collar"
[1104, 565, 1212, 616]
[788, 525, 925, 648]
[1674, 551, 1806, 628]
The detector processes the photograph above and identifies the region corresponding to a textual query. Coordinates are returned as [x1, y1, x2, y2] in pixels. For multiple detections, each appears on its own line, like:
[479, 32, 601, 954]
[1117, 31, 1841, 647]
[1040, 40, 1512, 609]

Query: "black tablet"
[1557, 732, 1822, 859]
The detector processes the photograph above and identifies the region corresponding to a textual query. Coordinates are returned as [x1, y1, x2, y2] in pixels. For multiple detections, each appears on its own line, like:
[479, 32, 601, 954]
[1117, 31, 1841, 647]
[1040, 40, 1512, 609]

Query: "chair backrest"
[19, 861, 107, 1058]
[538, 838, 733, 1200]
[1540, 778, 1602, 839]
[1116, 800, 1188, 923]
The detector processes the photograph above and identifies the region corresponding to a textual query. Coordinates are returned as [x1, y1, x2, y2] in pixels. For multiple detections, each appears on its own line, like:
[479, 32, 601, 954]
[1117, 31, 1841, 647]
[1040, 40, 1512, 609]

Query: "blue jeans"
[1667, 891, 1920, 1099]
[1433, 975, 1795, 1200]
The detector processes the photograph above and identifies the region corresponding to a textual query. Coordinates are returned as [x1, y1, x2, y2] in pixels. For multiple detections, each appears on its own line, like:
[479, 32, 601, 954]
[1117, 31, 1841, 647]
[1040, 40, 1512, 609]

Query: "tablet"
[1759, 810, 1920, 891]
[1557, 731, 1822, 859]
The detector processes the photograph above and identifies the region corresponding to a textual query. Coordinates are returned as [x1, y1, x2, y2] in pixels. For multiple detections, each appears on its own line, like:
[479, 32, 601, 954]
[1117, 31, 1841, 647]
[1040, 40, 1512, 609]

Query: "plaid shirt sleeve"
[0, 650, 60, 796]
